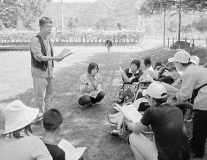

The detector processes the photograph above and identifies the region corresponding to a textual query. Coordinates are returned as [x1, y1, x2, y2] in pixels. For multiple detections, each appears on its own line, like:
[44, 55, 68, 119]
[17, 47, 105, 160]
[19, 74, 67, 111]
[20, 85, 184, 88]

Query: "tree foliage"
[67, 17, 79, 30]
[192, 16, 207, 33]
[117, 22, 122, 30]
[0, 0, 52, 29]
[94, 18, 109, 30]
[136, 0, 207, 16]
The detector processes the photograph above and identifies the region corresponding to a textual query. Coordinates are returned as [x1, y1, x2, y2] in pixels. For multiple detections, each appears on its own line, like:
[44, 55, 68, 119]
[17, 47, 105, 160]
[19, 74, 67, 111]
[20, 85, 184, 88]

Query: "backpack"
[190, 83, 207, 104]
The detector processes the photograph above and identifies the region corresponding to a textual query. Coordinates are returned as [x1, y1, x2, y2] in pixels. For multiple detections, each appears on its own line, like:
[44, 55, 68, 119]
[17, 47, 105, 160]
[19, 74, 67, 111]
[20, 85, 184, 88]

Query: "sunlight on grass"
[1, 44, 192, 160]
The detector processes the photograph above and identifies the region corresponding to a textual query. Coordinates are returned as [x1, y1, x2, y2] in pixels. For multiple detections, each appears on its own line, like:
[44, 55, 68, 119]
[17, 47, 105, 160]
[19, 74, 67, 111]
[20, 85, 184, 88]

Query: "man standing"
[30, 17, 71, 118]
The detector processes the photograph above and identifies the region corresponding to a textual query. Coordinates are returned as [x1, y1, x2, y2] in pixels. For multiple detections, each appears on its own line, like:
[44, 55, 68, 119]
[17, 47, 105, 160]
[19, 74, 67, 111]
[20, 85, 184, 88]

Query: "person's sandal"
[109, 130, 122, 137]
[107, 118, 117, 126]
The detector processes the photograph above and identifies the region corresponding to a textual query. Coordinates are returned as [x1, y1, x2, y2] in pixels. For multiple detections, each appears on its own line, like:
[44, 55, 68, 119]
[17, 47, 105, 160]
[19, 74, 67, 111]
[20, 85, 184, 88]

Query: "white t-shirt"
[0, 135, 52, 160]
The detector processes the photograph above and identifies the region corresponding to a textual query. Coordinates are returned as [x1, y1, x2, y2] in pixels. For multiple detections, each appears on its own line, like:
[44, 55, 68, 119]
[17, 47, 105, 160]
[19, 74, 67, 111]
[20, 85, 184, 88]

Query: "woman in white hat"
[124, 82, 190, 160]
[0, 100, 52, 160]
[168, 50, 207, 158]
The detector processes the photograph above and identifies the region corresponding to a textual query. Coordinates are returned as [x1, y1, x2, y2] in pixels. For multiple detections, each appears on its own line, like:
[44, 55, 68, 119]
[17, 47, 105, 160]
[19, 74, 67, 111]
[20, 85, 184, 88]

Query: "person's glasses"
[43, 25, 53, 29]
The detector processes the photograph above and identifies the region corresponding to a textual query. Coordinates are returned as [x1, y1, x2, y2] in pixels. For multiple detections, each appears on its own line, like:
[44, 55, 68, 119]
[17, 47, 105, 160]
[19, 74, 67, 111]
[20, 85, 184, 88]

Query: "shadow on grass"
[2, 47, 198, 160]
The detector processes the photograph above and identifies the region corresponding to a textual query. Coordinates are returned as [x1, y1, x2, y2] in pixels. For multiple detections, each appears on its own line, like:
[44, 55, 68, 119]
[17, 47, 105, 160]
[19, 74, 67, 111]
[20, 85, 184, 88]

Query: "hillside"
[38, 0, 139, 30]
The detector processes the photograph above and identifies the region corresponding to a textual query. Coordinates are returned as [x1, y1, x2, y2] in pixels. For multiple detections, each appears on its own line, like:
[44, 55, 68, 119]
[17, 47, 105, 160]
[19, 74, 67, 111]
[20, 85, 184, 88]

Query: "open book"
[58, 139, 86, 160]
[57, 49, 75, 59]
[115, 103, 142, 124]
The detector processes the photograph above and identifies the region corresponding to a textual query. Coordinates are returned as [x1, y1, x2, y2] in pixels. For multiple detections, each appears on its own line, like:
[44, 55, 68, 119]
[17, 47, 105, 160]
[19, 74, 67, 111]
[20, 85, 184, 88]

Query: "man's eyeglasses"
[43, 25, 53, 29]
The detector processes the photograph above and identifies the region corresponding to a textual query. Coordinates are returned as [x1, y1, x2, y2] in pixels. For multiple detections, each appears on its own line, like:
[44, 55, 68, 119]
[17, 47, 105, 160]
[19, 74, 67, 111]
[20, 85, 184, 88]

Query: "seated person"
[42, 109, 65, 160]
[157, 66, 180, 85]
[42, 108, 84, 160]
[139, 57, 156, 82]
[109, 97, 148, 136]
[116, 59, 143, 104]
[0, 100, 52, 160]
[124, 82, 190, 160]
[78, 62, 105, 107]
[154, 61, 163, 71]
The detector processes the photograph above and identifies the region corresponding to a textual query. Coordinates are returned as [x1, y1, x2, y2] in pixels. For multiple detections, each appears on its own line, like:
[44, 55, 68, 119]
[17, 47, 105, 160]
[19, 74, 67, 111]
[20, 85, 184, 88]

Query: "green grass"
[0, 45, 206, 160]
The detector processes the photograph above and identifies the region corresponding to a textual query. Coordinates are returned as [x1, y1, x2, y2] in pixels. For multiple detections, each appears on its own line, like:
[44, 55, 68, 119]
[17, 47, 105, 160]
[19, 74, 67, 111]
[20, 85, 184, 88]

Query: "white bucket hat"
[190, 55, 200, 65]
[142, 82, 167, 99]
[2, 100, 39, 134]
[168, 50, 191, 63]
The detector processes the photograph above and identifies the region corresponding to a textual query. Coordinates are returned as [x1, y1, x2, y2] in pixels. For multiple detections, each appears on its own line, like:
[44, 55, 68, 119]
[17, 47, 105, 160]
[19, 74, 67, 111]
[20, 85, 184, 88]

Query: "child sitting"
[139, 57, 156, 81]
[42, 109, 85, 160]
[42, 109, 65, 160]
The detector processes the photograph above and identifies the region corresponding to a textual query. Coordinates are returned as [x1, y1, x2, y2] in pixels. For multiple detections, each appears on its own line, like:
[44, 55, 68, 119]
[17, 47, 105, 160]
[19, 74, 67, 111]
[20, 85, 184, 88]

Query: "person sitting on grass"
[139, 57, 156, 82]
[124, 82, 190, 160]
[115, 59, 143, 105]
[42, 108, 84, 160]
[0, 100, 52, 160]
[157, 66, 180, 85]
[42, 108, 65, 160]
[78, 62, 105, 108]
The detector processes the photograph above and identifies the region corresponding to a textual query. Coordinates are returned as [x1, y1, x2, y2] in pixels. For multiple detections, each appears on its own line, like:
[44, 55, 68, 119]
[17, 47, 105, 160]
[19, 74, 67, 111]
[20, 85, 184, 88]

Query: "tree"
[67, 17, 78, 30]
[135, 0, 207, 15]
[0, 19, 4, 30]
[192, 16, 207, 33]
[117, 22, 122, 30]
[136, 0, 207, 45]
[94, 18, 109, 30]
[0, 0, 52, 28]
[94, 20, 101, 30]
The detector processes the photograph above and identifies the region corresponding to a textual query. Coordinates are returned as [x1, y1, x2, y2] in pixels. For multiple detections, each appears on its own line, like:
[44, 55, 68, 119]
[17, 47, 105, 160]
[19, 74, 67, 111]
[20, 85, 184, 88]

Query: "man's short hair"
[144, 57, 152, 67]
[43, 108, 63, 132]
[131, 59, 140, 69]
[39, 17, 52, 27]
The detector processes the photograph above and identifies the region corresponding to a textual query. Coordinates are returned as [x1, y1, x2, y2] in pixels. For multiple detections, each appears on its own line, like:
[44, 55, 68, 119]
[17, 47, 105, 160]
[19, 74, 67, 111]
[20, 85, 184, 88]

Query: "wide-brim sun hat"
[142, 82, 167, 99]
[2, 100, 39, 134]
[168, 50, 191, 63]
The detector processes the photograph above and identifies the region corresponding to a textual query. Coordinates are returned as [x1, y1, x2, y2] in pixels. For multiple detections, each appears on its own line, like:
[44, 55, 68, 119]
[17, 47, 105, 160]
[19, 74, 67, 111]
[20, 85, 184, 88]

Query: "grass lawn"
[0, 44, 206, 160]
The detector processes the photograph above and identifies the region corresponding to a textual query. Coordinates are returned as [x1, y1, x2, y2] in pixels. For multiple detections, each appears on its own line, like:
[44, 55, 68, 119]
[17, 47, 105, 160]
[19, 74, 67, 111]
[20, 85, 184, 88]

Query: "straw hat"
[2, 100, 39, 134]
[142, 82, 167, 99]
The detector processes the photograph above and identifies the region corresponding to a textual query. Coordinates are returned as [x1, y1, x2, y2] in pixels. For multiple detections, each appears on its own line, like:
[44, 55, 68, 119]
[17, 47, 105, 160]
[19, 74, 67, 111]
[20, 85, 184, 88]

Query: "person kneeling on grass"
[78, 62, 105, 108]
[124, 82, 190, 160]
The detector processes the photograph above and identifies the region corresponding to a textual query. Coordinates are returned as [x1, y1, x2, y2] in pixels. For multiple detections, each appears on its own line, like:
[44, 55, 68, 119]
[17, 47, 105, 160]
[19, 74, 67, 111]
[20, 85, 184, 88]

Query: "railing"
[166, 37, 207, 49]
